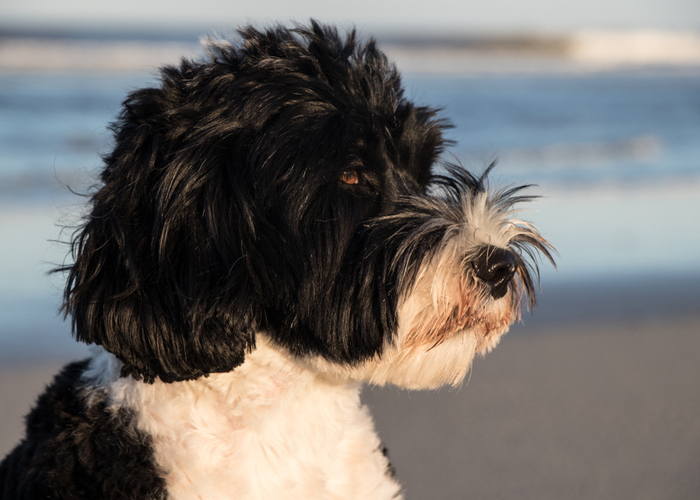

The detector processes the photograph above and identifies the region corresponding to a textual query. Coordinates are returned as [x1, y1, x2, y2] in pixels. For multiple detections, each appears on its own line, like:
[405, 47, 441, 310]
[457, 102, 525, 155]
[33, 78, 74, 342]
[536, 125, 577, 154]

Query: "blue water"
[409, 72, 700, 184]
[1, 65, 699, 363]
[0, 73, 152, 180]
[3, 70, 698, 192]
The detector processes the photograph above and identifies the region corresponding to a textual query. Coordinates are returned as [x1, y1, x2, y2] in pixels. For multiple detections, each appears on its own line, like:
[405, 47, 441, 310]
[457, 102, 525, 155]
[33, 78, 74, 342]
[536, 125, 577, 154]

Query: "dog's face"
[61, 22, 554, 387]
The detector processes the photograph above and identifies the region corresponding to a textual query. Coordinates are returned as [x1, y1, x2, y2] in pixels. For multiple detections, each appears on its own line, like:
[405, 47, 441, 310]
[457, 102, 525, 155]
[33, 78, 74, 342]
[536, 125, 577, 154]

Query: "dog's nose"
[471, 245, 518, 299]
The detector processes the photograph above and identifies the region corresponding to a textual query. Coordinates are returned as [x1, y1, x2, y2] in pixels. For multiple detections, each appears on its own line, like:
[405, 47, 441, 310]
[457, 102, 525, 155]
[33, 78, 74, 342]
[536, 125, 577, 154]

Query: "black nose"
[471, 245, 518, 299]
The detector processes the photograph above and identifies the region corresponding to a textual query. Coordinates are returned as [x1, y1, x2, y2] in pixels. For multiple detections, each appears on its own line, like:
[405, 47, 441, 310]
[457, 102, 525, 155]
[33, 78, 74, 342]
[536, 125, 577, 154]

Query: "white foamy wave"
[0, 38, 201, 71]
[570, 31, 700, 65]
[2, 31, 700, 73]
[496, 135, 664, 168]
[386, 31, 700, 74]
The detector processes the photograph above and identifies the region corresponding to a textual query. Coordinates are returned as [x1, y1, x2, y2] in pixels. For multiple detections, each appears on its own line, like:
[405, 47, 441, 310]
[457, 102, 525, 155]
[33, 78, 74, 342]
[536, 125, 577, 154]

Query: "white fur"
[84, 341, 403, 500]
[306, 292, 511, 390]
[77, 188, 547, 499]
[310, 189, 528, 390]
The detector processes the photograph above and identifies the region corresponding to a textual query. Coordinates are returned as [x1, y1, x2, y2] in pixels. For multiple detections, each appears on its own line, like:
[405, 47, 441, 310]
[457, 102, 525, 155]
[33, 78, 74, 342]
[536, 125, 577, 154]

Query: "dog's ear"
[60, 60, 259, 383]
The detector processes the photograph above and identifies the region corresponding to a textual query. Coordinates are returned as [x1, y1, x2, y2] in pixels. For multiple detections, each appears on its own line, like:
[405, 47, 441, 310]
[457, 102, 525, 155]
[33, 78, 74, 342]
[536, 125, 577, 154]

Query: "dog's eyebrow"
[4, 22, 555, 500]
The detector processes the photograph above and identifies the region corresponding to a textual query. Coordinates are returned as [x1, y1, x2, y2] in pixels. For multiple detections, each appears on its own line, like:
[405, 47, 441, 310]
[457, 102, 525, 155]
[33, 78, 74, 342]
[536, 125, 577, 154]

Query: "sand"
[364, 315, 700, 500]
[2, 312, 699, 499]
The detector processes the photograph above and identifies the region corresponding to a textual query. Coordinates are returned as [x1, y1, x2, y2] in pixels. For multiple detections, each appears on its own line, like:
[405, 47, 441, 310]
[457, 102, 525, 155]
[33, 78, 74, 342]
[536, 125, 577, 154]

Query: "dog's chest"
[105, 346, 402, 500]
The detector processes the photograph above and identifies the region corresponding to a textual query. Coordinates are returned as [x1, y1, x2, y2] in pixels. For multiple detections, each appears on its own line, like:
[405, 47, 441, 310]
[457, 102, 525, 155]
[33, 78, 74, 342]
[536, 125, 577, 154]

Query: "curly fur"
[0, 21, 554, 499]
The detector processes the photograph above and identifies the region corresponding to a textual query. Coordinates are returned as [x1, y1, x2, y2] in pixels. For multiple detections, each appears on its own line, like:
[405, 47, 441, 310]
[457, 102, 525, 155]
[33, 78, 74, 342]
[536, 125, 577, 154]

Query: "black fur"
[57, 21, 448, 383]
[1, 22, 554, 499]
[0, 361, 165, 499]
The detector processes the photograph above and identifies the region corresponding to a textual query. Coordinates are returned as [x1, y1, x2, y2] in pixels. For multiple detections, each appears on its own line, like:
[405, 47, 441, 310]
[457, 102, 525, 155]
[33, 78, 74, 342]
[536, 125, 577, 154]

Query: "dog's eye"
[340, 170, 360, 185]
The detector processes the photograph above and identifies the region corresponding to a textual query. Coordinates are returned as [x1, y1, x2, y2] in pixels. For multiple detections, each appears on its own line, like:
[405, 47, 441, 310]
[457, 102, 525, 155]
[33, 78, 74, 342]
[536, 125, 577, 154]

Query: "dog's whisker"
[4, 21, 555, 500]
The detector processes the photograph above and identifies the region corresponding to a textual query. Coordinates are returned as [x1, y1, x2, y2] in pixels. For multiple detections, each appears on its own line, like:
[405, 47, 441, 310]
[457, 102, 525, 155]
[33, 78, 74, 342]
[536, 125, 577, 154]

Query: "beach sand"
[1, 312, 699, 499]
[364, 314, 700, 500]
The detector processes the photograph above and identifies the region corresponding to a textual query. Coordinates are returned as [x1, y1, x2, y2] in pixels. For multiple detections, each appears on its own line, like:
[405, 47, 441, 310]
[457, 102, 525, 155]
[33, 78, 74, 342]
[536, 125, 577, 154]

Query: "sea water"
[1, 64, 699, 362]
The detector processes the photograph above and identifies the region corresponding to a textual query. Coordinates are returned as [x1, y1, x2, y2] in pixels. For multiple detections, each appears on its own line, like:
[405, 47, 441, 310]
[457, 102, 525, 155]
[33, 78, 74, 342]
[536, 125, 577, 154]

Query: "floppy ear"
[60, 60, 259, 383]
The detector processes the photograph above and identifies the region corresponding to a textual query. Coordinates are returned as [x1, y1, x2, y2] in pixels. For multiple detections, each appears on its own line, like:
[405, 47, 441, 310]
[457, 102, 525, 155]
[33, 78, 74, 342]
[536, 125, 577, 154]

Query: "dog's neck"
[84, 339, 402, 499]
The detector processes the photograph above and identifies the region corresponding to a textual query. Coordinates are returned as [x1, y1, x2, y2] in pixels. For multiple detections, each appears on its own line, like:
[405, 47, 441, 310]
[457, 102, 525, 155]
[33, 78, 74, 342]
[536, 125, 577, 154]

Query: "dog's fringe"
[54, 21, 554, 384]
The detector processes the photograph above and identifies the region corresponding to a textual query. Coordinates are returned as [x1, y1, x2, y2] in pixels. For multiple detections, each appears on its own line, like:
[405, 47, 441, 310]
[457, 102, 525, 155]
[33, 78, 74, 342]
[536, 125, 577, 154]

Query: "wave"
[569, 31, 700, 65]
[0, 37, 199, 72]
[494, 135, 664, 167]
[383, 31, 700, 73]
[1, 31, 700, 73]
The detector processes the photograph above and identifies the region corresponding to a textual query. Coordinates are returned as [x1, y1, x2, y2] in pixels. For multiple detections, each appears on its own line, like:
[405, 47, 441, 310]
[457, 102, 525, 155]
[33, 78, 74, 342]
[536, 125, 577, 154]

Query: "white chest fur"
[84, 341, 402, 500]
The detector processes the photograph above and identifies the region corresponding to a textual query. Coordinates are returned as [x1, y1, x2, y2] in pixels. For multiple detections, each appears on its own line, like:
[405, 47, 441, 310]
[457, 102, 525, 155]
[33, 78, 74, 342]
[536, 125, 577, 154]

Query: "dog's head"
[61, 21, 554, 386]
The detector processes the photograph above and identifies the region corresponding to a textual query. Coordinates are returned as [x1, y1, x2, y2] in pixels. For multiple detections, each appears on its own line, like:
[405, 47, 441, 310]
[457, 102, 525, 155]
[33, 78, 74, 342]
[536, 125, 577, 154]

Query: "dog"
[0, 21, 554, 499]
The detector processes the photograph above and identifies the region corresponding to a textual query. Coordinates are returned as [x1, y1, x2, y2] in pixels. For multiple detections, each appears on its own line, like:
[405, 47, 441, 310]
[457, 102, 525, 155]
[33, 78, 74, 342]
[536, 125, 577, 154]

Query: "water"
[408, 71, 700, 284]
[3, 70, 697, 193]
[409, 72, 700, 183]
[1, 60, 699, 363]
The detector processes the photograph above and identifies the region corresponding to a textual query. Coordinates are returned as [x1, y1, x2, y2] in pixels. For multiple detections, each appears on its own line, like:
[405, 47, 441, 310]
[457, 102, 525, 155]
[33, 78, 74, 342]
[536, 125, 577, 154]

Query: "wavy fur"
[2, 21, 554, 499]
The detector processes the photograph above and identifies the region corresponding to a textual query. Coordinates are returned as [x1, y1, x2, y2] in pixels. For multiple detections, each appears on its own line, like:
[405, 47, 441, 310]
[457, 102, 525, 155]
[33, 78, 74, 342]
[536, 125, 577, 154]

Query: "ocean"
[1, 36, 699, 363]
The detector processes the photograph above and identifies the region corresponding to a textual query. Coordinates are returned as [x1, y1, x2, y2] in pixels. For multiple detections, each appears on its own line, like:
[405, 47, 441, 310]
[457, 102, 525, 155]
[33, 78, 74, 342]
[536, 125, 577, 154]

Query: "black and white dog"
[0, 22, 554, 499]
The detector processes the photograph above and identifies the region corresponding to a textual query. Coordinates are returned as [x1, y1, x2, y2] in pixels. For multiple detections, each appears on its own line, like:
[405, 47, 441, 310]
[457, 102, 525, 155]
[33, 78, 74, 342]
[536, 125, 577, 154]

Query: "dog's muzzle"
[471, 245, 518, 300]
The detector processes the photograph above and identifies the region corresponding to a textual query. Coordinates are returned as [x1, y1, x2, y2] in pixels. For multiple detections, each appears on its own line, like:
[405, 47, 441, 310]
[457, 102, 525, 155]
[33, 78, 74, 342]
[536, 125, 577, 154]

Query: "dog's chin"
[303, 293, 515, 390]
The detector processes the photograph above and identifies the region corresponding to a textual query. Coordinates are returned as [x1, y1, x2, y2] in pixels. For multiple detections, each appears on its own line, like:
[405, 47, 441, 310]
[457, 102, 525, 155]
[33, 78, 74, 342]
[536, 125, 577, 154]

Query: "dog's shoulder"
[0, 360, 166, 500]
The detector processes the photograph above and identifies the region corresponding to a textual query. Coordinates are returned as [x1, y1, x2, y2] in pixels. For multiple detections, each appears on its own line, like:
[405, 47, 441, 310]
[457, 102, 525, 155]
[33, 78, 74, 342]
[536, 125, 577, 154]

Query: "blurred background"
[1, 1, 699, 498]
